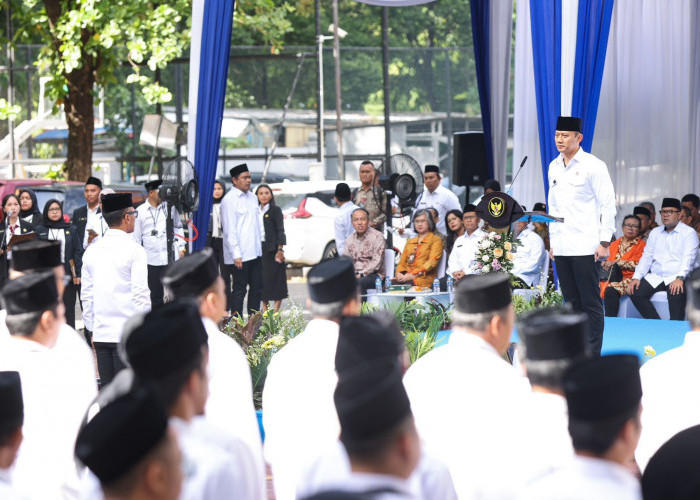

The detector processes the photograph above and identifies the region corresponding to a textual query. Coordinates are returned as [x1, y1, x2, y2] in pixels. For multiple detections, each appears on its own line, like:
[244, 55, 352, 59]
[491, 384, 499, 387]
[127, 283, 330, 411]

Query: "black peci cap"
[85, 176, 103, 189]
[661, 198, 681, 210]
[11, 239, 62, 272]
[336, 312, 405, 375]
[307, 257, 357, 304]
[454, 273, 512, 314]
[556, 116, 582, 133]
[424, 165, 440, 175]
[144, 179, 162, 192]
[102, 193, 133, 214]
[162, 248, 219, 299]
[564, 354, 641, 421]
[642, 424, 700, 500]
[633, 206, 651, 218]
[1, 271, 58, 315]
[518, 306, 589, 361]
[229, 163, 249, 178]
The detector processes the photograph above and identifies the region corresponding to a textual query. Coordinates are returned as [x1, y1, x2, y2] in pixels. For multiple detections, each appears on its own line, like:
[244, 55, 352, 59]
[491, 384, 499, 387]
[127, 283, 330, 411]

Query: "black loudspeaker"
[452, 131, 489, 187]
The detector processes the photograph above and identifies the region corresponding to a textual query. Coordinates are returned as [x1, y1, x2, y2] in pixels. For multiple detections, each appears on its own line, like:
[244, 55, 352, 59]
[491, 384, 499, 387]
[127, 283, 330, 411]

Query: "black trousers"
[555, 255, 605, 356]
[63, 281, 78, 329]
[231, 257, 263, 318]
[359, 273, 381, 298]
[210, 237, 231, 311]
[603, 287, 622, 317]
[94, 342, 126, 388]
[147, 265, 166, 307]
[630, 278, 686, 320]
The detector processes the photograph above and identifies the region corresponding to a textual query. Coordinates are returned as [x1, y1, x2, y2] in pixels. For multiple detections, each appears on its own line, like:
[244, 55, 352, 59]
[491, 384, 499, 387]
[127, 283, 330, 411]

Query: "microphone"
[507, 156, 528, 196]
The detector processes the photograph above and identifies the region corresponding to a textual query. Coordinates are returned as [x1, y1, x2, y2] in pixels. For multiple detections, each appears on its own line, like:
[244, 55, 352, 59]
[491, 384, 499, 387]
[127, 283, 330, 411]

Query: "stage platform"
[436, 316, 691, 359]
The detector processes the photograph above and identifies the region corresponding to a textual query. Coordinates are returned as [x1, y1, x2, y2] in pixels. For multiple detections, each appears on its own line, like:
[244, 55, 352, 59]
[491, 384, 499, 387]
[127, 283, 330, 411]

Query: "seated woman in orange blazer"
[395, 209, 444, 288]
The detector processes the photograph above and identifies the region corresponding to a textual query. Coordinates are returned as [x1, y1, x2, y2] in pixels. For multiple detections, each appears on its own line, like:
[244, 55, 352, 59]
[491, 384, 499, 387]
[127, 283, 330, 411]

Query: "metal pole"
[155, 68, 163, 178]
[381, 7, 391, 173]
[174, 62, 184, 157]
[315, 0, 323, 164]
[26, 46, 33, 159]
[130, 84, 138, 181]
[445, 47, 453, 178]
[332, 0, 343, 178]
[6, 2, 16, 176]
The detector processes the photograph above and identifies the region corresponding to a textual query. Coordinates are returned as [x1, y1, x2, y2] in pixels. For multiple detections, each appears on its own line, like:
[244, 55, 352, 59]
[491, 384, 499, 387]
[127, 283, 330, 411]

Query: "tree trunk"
[64, 65, 95, 181]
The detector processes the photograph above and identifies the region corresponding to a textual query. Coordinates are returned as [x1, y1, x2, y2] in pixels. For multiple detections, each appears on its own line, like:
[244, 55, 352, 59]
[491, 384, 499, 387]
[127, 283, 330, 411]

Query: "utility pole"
[315, 0, 322, 164]
[382, 7, 391, 174]
[332, 0, 343, 178]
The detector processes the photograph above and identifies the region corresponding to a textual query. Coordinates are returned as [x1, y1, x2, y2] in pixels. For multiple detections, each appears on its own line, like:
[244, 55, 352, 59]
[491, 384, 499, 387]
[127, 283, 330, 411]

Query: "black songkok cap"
[102, 193, 133, 214]
[335, 360, 411, 444]
[162, 248, 219, 299]
[633, 206, 651, 218]
[75, 387, 168, 484]
[335, 183, 351, 200]
[424, 165, 440, 175]
[229, 163, 249, 178]
[0, 371, 23, 432]
[463, 203, 477, 214]
[454, 273, 512, 314]
[122, 300, 208, 378]
[336, 312, 404, 375]
[556, 116, 582, 133]
[687, 267, 700, 310]
[642, 424, 700, 500]
[483, 179, 501, 192]
[85, 176, 102, 189]
[1, 271, 58, 315]
[307, 257, 357, 304]
[144, 179, 162, 192]
[518, 306, 589, 361]
[564, 354, 641, 421]
[11, 239, 61, 272]
[533, 202, 547, 212]
[661, 198, 681, 210]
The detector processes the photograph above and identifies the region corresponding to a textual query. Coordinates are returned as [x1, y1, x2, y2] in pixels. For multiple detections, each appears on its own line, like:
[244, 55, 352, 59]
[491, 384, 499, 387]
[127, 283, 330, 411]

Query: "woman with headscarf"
[207, 180, 230, 311]
[36, 199, 84, 328]
[19, 189, 44, 227]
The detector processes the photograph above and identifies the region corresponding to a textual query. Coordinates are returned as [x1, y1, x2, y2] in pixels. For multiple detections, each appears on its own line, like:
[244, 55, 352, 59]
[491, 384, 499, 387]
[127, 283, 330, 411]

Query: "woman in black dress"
[36, 199, 83, 329]
[18, 189, 44, 227]
[0, 194, 35, 286]
[206, 180, 230, 312]
[256, 184, 287, 312]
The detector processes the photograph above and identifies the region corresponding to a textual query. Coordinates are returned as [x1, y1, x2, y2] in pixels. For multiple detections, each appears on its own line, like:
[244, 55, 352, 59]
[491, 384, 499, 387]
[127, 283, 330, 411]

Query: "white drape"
[593, 0, 700, 226]
[489, 0, 514, 189]
[512, 0, 545, 212]
[186, 0, 205, 165]
[560, 0, 579, 117]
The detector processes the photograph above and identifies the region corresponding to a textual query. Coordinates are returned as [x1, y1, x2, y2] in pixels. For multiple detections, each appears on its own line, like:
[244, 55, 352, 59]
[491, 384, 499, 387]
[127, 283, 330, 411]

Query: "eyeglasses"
[48, 207, 61, 212]
[660, 209, 680, 215]
[463, 215, 477, 220]
[125, 210, 138, 218]
[622, 224, 640, 230]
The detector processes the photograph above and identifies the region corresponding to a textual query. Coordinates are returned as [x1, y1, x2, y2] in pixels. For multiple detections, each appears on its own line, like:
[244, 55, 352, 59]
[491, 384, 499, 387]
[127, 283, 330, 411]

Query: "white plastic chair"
[436, 251, 447, 279]
[384, 249, 395, 281]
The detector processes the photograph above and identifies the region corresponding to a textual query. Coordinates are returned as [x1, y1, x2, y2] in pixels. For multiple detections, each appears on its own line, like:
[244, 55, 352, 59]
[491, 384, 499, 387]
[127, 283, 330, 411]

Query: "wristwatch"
[600, 241, 610, 248]
[676, 276, 685, 281]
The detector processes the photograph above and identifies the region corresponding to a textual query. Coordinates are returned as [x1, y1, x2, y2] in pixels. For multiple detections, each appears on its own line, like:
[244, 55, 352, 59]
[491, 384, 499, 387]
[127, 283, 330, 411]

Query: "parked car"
[268, 180, 361, 266]
[0, 179, 55, 204]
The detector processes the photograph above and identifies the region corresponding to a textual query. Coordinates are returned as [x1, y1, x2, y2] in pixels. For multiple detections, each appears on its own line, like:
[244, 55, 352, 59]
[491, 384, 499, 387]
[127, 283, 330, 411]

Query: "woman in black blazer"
[256, 184, 288, 312]
[36, 199, 84, 329]
[19, 189, 44, 227]
[0, 194, 35, 287]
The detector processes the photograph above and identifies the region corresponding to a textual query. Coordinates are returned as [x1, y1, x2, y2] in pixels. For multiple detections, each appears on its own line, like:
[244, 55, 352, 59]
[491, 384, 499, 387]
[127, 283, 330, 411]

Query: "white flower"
[482, 255, 490, 262]
[488, 232, 497, 239]
[482, 265, 490, 273]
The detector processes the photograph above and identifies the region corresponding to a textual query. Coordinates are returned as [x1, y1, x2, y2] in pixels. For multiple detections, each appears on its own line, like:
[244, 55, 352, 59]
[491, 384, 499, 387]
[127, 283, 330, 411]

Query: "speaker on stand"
[452, 131, 490, 190]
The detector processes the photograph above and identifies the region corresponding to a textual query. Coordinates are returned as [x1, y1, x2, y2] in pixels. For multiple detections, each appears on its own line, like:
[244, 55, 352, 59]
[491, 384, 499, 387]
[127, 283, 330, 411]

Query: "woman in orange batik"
[395, 209, 444, 288]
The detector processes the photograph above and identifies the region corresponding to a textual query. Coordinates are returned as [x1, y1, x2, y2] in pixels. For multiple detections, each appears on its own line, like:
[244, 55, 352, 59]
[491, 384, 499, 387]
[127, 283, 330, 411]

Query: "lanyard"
[149, 206, 161, 230]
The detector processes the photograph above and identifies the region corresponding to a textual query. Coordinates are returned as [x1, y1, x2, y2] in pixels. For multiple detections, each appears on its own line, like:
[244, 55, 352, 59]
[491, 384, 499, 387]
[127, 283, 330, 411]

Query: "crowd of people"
[1, 113, 700, 499]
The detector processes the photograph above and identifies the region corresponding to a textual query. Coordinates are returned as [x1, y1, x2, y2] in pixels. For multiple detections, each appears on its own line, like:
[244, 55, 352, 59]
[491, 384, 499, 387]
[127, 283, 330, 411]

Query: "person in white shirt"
[220, 163, 263, 318]
[547, 116, 617, 356]
[81, 193, 150, 387]
[512, 215, 546, 288]
[0, 371, 24, 500]
[446, 204, 485, 282]
[162, 248, 266, 497]
[405, 165, 461, 236]
[301, 359, 421, 500]
[75, 385, 184, 500]
[263, 258, 360, 500]
[132, 179, 185, 307]
[120, 300, 258, 500]
[641, 424, 700, 500]
[403, 273, 530, 499]
[628, 197, 700, 320]
[72, 176, 102, 250]
[635, 267, 700, 471]
[514, 308, 590, 487]
[520, 354, 643, 500]
[334, 183, 358, 257]
[83, 188, 114, 248]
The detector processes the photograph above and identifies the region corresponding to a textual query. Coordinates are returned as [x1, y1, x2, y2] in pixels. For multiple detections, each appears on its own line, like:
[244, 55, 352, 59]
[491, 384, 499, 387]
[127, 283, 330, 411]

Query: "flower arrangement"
[471, 230, 522, 275]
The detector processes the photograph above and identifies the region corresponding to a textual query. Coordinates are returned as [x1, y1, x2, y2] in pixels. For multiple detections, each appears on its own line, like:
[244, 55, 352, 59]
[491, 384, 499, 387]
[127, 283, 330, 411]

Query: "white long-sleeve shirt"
[82, 205, 100, 249]
[334, 201, 358, 256]
[512, 227, 546, 286]
[632, 223, 699, 287]
[547, 148, 617, 256]
[447, 229, 485, 276]
[220, 187, 262, 263]
[81, 229, 151, 342]
[132, 202, 185, 265]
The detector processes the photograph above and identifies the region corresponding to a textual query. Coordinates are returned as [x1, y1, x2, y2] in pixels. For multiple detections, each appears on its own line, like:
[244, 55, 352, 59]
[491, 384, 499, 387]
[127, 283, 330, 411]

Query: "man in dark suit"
[72, 176, 102, 250]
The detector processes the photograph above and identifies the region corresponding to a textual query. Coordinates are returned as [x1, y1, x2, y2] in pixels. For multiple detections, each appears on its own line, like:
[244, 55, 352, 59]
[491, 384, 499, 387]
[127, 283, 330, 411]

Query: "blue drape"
[470, 0, 495, 179]
[529, 0, 562, 202]
[192, 0, 235, 251]
[571, 0, 615, 152]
